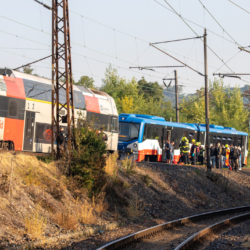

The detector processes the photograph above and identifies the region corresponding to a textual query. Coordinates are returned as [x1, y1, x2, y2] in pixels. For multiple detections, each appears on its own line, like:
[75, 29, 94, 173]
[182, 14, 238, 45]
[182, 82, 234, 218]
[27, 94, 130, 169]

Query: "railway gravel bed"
[124, 212, 250, 250]
[54, 163, 250, 250]
[200, 219, 250, 250]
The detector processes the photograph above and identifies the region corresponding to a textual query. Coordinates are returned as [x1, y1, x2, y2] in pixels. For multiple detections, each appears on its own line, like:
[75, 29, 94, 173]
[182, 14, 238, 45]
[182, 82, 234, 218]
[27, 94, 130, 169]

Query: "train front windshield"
[119, 122, 140, 142]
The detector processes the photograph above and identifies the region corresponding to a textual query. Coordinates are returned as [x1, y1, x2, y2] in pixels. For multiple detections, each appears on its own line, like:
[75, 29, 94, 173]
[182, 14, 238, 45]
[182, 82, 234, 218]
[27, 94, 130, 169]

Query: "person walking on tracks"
[190, 139, 197, 165]
[180, 137, 190, 165]
[230, 146, 239, 171]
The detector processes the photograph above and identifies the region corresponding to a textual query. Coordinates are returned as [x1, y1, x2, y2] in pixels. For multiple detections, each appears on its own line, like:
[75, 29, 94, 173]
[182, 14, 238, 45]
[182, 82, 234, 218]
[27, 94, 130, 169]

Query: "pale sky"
[0, 0, 250, 95]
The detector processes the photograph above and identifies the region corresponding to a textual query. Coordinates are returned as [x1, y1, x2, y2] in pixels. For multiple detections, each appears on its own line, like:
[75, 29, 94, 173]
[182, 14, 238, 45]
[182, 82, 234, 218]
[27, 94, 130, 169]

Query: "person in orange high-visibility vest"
[43, 126, 52, 141]
[225, 144, 230, 167]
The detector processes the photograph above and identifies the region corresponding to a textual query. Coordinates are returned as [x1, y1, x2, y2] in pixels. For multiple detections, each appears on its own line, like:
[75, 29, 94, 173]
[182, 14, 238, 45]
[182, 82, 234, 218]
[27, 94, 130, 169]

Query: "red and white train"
[0, 68, 118, 153]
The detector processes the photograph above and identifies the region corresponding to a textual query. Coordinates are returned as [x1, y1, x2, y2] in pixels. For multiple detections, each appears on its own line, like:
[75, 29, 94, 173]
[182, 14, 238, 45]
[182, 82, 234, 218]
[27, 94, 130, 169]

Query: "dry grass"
[171, 180, 179, 193]
[127, 194, 142, 218]
[136, 167, 169, 191]
[121, 157, 137, 174]
[196, 190, 208, 201]
[24, 209, 47, 239]
[53, 208, 78, 230]
[93, 192, 109, 216]
[76, 200, 96, 225]
[104, 152, 119, 177]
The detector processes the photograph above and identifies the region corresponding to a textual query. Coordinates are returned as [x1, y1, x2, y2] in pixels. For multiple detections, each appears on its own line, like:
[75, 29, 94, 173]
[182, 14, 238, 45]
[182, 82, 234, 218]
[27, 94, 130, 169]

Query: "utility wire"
[153, 0, 236, 45]
[0, 14, 238, 78]
[198, 0, 240, 46]
[163, 0, 234, 73]
[228, 0, 250, 15]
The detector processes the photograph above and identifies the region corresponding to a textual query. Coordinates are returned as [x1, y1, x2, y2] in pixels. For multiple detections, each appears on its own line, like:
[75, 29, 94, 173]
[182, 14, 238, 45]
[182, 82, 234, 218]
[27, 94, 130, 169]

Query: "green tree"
[23, 66, 34, 75]
[76, 76, 95, 88]
[138, 77, 164, 101]
[179, 79, 248, 132]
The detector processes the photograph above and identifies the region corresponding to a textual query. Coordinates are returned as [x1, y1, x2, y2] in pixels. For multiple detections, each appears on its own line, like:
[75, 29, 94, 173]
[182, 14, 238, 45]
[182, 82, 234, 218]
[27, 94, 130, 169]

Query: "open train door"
[161, 126, 171, 162]
[23, 111, 35, 151]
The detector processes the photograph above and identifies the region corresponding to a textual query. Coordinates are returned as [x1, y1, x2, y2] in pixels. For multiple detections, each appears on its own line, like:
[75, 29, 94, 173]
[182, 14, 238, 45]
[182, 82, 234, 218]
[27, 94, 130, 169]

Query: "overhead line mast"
[52, 0, 75, 157]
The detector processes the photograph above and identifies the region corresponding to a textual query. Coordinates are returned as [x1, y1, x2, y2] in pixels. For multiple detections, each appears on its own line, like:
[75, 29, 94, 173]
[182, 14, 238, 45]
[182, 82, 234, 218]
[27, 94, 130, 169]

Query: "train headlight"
[133, 143, 137, 148]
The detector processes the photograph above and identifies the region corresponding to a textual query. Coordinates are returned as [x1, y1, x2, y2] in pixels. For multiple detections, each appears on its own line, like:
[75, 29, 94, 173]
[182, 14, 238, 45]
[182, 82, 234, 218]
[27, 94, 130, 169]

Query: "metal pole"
[204, 28, 210, 171]
[175, 70, 179, 123]
[51, 0, 55, 157]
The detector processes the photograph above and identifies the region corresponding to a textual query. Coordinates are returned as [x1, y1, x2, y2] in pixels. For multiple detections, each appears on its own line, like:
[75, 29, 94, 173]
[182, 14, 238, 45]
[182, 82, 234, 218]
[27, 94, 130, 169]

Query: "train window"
[152, 127, 159, 139]
[8, 100, 18, 117]
[34, 84, 46, 101]
[74, 91, 80, 103]
[238, 138, 242, 147]
[146, 127, 152, 139]
[188, 133, 194, 143]
[87, 112, 109, 130]
[24, 82, 35, 97]
[59, 88, 67, 104]
[74, 91, 86, 109]
[45, 86, 52, 102]
[119, 122, 140, 142]
[35, 123, 53, 143]
[111, 117, 118, 132]
[222, 137, 227, 141]
[199, 132, 205, 145]
[217, 136, 221, 140]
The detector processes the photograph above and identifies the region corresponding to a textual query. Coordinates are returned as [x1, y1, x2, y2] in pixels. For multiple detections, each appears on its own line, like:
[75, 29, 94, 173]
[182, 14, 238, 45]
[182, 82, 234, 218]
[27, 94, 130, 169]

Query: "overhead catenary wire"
[198, 0, 240, 46]
[0, 14, 242, 80]
[2, 4, 250, 87]
[163, 0, 234, 73]
[227, 0, 250, 15]
[153, 0, 236, 45]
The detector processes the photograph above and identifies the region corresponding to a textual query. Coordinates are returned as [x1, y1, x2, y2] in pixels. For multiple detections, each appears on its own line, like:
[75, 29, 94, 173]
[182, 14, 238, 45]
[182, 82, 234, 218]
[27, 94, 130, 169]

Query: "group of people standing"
[210, 143, 241, 171]
[178, 137, 205, 165]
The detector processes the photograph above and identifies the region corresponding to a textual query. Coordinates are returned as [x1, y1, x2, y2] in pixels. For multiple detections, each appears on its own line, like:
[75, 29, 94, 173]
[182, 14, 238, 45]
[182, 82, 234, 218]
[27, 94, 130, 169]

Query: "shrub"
[76, 200, 96, 225]
[121, 157, 137, 174]
[24, 209, 47, 239]
[142, 174, 152, 187]
[127, 194, 142, 218]
[70, 125, 107, 196]
[53, 209, 78, 230]
[93, 191, 109, 216]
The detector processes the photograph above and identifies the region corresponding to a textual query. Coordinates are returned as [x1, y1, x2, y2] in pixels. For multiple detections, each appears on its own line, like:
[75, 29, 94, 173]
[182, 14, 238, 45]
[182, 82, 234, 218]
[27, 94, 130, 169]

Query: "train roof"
[119, 114, 196, 130]
[194, 123, 248, 136]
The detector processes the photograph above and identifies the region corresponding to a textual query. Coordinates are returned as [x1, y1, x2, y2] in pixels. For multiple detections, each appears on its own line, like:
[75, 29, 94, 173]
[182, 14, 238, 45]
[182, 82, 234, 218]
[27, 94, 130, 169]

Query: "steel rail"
[97, 205, 250, 250]
[175, 212, 250, 250]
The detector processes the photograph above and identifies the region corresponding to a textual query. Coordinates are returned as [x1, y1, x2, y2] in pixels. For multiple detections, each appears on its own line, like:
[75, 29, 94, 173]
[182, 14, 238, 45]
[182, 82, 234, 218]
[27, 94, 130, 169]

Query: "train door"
[23, 111, 35, 151]
[161, 127, 171, 162]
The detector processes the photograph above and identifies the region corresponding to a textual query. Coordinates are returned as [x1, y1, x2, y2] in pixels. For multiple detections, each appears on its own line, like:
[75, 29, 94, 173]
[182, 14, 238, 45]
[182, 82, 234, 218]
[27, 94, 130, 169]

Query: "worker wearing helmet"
[190, 139, 197, 165]
[179, 137, 190, 165]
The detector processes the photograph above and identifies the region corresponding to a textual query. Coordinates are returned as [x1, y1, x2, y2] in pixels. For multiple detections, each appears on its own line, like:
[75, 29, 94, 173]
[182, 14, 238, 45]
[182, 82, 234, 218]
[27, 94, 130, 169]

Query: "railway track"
[97, 205, 250, 250]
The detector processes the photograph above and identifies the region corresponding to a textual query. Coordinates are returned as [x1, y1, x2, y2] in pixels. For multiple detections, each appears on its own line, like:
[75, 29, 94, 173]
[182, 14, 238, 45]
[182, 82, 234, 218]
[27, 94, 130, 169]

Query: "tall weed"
[121, 157, 137, 174]
[24, 209, 47, 239]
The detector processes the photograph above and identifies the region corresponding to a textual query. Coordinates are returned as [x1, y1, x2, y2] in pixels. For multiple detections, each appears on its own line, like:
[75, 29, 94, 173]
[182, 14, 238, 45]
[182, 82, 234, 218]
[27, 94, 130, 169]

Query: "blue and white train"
[118, 113, 248, 166]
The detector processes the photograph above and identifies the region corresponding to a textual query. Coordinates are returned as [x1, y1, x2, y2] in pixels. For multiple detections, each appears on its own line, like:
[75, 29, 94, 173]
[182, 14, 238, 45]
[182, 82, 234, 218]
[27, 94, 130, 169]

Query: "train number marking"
[0, 121, 3, 129]
[32, 103, 35, 110]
